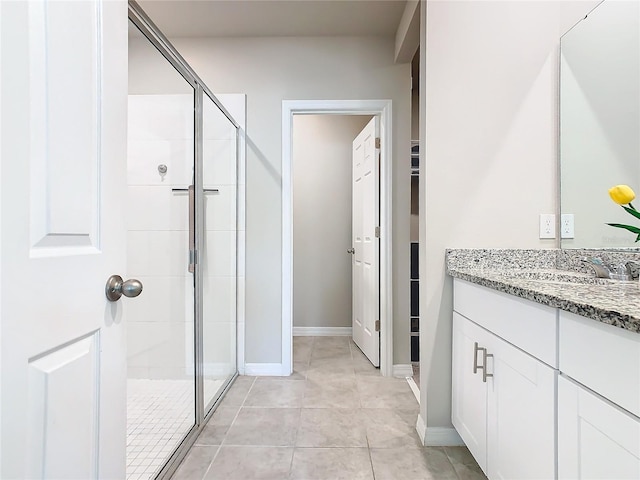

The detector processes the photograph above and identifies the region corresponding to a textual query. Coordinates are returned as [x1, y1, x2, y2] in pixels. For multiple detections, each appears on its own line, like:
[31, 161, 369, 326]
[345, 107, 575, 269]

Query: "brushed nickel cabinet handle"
[473, 342, 484, 374]
[483, 351, 494, 383]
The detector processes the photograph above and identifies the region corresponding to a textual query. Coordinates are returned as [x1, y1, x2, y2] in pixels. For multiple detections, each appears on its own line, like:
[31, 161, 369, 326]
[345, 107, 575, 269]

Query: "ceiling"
[136, 0, 408, 38]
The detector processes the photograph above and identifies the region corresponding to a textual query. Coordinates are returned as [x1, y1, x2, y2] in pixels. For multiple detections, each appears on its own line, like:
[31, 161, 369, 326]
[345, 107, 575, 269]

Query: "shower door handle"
[188, 185, 195, 273]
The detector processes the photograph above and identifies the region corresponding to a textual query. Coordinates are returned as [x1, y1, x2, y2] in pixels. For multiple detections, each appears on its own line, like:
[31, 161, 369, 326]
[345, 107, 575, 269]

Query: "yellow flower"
[609, 185, 636, 205]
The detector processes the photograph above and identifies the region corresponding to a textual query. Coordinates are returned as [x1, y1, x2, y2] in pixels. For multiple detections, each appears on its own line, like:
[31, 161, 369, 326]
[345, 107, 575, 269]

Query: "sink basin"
[499, 270, 614, 285]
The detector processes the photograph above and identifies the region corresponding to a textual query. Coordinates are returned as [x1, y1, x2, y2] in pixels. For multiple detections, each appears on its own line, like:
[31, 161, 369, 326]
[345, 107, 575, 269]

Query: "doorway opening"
[291, 114, 373, 360]
[282, 100, 393, 377]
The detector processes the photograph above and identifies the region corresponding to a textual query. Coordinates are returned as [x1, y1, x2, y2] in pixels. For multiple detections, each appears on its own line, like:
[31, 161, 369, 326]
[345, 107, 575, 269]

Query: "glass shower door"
[201, 93, 238, 410]
[126, 20, 196, 480]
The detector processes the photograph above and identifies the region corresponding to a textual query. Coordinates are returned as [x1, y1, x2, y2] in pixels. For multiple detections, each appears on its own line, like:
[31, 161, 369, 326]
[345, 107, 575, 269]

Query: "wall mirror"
[560, 0, 640, 249]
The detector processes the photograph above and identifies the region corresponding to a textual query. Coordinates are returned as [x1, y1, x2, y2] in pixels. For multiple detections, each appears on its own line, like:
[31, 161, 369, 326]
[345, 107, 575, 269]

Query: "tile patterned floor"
[127, 378, 224, 480]
[171, 336, 486, 480]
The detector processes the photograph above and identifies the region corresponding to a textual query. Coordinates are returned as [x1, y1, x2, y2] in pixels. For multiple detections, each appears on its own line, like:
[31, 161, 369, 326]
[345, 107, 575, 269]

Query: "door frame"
[282, 99, 393, 377]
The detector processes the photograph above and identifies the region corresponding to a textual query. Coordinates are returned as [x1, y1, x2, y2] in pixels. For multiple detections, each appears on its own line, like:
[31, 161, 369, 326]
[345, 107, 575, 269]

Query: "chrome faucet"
[581, 257, 633, 281]
[580, 257, 612, 278]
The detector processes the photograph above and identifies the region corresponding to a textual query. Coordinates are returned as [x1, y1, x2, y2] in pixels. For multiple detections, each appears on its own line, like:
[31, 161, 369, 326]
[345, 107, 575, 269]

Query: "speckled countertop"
[446, 249, 640, 334]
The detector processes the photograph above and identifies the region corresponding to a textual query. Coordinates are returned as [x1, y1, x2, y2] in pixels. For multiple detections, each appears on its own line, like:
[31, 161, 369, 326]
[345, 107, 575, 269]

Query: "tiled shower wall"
[127, 94, 195, 380]
[126, 93, 240, 386]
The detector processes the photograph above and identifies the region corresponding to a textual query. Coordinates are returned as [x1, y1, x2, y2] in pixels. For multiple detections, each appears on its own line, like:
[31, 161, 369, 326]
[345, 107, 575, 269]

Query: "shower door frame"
[128, 2, 243, 479]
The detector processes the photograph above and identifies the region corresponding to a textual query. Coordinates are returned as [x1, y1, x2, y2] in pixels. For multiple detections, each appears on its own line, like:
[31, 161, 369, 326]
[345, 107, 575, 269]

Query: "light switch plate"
[539, 214, 556, 239]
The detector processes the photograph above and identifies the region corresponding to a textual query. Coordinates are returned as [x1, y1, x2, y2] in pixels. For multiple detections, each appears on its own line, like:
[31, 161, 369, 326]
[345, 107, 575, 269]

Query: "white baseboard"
[416, 416, 464, 446]
[406, 377, 420, 403]
[243, 363, 290, 376]
[393, 364, 414, 378]
[416, 414, 427, 444]
[293, 327, 352, 336]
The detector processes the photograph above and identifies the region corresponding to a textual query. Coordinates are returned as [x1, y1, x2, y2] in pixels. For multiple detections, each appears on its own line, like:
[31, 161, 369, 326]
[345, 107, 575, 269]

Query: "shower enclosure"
[127, 3, 242, 479]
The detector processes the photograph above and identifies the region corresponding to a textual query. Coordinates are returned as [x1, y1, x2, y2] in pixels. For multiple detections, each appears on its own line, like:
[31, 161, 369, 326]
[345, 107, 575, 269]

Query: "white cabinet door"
[558, 375, 640, 480]
[452, 313, 490, 473]
[487, 333, 556, 480]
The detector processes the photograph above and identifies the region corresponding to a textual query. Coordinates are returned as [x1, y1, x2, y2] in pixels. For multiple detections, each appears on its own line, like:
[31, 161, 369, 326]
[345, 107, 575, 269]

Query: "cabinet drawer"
[559, 311, 640, 418]
[454, 279, 558, 367]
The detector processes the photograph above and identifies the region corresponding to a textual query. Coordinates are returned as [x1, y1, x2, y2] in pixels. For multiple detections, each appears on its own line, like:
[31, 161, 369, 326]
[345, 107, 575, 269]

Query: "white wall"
[292, 114, 372, 330]
[128, 35, 412, 365]
[418, 0, 600, 442]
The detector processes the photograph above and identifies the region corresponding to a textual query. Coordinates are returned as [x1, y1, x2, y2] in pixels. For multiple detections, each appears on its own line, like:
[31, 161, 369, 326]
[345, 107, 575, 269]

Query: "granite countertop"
[446, 249, 640, 334]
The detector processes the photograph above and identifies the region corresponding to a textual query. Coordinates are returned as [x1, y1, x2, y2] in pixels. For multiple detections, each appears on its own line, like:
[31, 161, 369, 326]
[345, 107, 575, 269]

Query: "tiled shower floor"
[126, 378, 224, 480]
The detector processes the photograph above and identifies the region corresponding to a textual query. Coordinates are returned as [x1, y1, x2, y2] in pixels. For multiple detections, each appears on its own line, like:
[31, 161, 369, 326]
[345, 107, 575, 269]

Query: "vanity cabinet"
[452, 279, 640, 480]
[558, 375, 640, 479]
[452, 280, 556, 479]
[558, 311, 640, 479]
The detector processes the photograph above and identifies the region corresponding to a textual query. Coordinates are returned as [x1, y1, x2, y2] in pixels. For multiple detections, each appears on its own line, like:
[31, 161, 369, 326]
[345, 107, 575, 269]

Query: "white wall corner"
[392, 364, 414, 378]
[293, 327, 352, 336]
[394, 0, 420, 63]
[416, 416, 464, 447]
[243, 363, 290, 376]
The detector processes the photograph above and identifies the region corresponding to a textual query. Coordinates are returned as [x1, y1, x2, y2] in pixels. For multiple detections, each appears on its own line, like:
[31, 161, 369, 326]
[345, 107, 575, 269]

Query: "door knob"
[105, 275, 143, 302]
[347, 248, 355, 254]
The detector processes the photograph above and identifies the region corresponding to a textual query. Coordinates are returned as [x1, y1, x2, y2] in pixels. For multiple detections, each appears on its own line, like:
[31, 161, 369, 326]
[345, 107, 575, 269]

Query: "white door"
[558, 375, 640, 480]
[351, 117, 380, 366]
[1, 1, 128, 479]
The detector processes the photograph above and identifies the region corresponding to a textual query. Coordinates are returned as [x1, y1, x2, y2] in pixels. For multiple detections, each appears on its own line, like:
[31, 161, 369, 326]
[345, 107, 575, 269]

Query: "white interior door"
[1, 1, 128, 478]
[351, 116, 380, 366]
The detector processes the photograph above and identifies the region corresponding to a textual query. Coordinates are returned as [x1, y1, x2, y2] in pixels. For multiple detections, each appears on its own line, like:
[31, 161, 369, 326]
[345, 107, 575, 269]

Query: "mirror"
[560, 0, 640, 248]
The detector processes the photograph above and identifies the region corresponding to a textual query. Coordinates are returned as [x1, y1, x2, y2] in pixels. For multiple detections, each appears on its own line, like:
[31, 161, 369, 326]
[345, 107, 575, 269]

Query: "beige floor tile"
[361, 408, 422, 448]
[172, 445, 218, 480]
[311, 345, 351, 361]
[243, 377, 306, 407]
[293, 336, 315, 347]
[307, 357, 356, 376]
[356, 376, 419, 409]
[290, 447, 373, 480]
[444, 446, 488, 479]
[195, 405, 240, 446]
[296, 408, 367, 447]
[207, 405, 241, 425]
[350, 346, 380, 376]
[195, 424, 231, 446]
[221, 376, 256, 406]
[303, 376, 360, 408]
[293, 342, 313, 363]
[313, 336, 350, 347]
[292, 361, 309, 380]
[224, 407, 300, 446]
[175, 337, 470, 480]
[203, 446, 293, 480]
[370, 446, 458, 480]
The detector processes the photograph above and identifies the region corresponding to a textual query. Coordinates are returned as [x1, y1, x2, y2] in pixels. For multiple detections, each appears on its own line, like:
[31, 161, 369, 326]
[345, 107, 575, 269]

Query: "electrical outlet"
[561, 214, 575, 239]
[539, 214, 556, 239]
